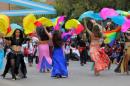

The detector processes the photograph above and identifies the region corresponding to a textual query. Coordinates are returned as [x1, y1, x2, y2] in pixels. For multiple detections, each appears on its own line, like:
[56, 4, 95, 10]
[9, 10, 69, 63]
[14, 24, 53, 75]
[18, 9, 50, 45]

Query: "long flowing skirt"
[90, 47, 110, 72]
[0, 49, 4, 70]
[37, 44, 52, 72]
[51, 47, 68, 77]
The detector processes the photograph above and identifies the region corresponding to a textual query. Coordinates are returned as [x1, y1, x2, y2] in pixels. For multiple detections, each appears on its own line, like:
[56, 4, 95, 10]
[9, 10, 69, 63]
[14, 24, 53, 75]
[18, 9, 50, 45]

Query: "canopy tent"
[0, 0, 56, 16]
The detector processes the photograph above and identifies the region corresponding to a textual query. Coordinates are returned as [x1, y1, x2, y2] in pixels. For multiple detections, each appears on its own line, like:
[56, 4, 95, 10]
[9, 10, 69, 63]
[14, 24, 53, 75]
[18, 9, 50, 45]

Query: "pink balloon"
[121, 18, 130, 32]
[54, 16, 65, 30]
[100, 8, 119, 20]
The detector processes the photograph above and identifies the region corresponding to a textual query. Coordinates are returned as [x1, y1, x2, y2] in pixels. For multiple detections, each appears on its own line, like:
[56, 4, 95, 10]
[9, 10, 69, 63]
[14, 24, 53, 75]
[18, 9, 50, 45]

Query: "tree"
[54, 0, 130, 19]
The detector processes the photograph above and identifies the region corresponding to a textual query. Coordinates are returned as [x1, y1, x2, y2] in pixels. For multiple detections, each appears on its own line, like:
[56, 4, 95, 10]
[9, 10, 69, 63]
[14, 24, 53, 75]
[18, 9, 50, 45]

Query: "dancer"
[36, 25, 52, 73]
[84, 19, 110, 76]
[11, 29, 27, 79]
[115, 30, 130, 74]
[51, 30, 68, 78]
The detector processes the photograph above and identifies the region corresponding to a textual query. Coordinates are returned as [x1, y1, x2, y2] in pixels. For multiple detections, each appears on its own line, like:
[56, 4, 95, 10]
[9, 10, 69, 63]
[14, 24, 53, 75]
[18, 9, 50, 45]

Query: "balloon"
[104, 38, 111, 44]
[0, 14, 10, 35]
[65, 19, 84, 34]
[117, 10, 129, 16]
[79, 11, 103, 21]
[103, 27, 120, 44]
[37, 17, 53, 27]
[121, 18, 130, 32]
[6, 23, 23, 37]
[100, 8, 119, 20]
[78, 11, 94, 21]
[110, 16, 125, 25]
[6, 30, 14, 37]
[34, 21, 42, 27]
[23, 14, 36, 35]
[11, 23, 23, 31]
[75, 24, 84, 34]
[92, 13, 103, 20]
[65, 19, 80, 29]
[54, 16, 65, 30]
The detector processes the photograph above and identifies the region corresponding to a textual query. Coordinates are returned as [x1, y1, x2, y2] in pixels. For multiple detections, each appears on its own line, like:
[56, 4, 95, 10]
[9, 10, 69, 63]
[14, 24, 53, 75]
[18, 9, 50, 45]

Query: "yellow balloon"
[6, 30, 14, 37]
[0, 14, 9, 35]
[38, 17, 53, 27]
[65, 19, 80, 30]
[104, 38, 111, 44]
[23, 14, 36, 35]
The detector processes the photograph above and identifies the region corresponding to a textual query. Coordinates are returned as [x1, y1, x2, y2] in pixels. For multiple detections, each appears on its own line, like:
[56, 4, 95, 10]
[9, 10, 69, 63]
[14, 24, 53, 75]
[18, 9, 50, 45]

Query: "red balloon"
[34, 21, 42, 27]
[75, 24, 84, 34]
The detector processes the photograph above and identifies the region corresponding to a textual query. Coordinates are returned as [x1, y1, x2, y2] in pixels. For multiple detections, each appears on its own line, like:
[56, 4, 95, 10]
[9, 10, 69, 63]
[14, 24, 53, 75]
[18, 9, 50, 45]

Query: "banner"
[0, 0, 56, 16]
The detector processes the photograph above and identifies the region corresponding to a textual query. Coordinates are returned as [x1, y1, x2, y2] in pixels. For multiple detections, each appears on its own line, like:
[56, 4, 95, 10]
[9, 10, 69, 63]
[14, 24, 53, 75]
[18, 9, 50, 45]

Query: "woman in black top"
[11, 29, 27, 79]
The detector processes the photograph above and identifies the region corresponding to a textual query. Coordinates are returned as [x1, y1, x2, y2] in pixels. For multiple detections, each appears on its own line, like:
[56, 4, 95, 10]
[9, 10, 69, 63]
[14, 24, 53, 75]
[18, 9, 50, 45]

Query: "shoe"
[22, 75, 27, 79]
[0, 74, 5, 78]
[12, 77, 17, 80]
[56, 75, 62, 78]
[80, 63, 84, 66]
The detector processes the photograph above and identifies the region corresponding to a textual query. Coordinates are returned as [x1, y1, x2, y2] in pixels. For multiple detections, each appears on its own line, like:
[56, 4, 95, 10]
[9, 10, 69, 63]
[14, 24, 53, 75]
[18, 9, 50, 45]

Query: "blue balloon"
[51, 18, 57, 23]
[78, 11, 94, 21]
[11, 23, 23, 31]
[79, 11, 103, 21]
[92, 13, 103, 20]
[110, 16, 125, 25]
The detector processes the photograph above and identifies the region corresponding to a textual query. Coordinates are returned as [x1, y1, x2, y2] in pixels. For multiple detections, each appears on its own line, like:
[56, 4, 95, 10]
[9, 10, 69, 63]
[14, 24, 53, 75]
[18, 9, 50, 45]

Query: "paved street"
[0, 61, 130, 86]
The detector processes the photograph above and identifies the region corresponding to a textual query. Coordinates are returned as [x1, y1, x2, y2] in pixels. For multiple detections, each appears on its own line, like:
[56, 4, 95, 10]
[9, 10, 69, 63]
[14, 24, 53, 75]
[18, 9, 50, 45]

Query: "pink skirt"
[37, 44, 52, 72]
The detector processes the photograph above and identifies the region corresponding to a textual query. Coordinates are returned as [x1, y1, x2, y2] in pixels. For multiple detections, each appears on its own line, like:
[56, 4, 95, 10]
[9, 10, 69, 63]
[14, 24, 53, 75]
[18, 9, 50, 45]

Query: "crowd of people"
[0, 17, 130, 81]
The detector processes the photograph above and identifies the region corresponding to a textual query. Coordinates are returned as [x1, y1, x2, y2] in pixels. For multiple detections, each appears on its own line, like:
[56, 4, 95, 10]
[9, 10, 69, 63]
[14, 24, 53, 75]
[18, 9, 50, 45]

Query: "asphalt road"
[0, 61, 130, 86]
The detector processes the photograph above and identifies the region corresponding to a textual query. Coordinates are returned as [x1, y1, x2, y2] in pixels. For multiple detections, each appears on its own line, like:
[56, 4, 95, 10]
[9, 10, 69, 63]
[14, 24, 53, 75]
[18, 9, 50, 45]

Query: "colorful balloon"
[121, 18, 130, 32]
[65, 19, 80, 29]
[78, 11, 94, 21]
[65, 19, 84, 34]
[23, 14, 36, 35]
[54, 16, 65, 30]
[117, 10, 130, 16]
[0, 14, 10, 35]
[100, 8, 119, 20]
[110, 16, 125, 25]
[37, 17, 53, 27]
[11, 23, 23, 31]
[103, 27, 121, 45]
[79, 11, 103, 21]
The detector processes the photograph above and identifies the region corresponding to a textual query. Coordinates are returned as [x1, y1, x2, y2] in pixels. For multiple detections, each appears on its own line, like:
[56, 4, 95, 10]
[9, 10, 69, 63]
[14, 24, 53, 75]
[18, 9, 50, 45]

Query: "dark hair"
[11, 29, 24, 46]
[36, 26, 49, 41]
[52, 30, 63, 48]
[12, 29, 23, 39]
[93, 25, 102, 38]
[87, 20, 93, 30]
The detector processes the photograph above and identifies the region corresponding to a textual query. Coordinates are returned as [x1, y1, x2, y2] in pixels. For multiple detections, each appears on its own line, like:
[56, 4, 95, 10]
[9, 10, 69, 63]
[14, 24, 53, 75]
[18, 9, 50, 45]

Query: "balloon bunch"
[79, 7, 130, 32]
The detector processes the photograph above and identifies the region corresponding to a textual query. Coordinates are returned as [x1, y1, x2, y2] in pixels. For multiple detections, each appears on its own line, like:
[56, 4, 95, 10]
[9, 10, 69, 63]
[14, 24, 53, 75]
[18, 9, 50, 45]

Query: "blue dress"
[51, 47, 68, 77]
[0, 49, 4, 70]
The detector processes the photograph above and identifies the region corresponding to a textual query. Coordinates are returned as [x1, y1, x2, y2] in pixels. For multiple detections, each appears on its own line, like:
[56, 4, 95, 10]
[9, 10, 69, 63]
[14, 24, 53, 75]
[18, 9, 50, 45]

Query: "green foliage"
[54, 0, 130, 19]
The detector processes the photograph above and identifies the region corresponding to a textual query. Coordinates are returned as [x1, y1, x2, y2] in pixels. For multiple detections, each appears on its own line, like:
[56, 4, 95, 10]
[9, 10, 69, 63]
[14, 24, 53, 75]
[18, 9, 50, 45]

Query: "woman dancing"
[36, 25, 52, 73]
[84, 19, 110, 76]
[51, 30, 68, 78]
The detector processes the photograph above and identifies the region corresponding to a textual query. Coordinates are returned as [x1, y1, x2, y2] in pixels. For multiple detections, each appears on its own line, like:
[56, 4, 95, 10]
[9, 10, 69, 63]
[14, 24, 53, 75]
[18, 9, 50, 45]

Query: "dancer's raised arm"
[43, 26, 52, 39]
[83, 18, 93, 36]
